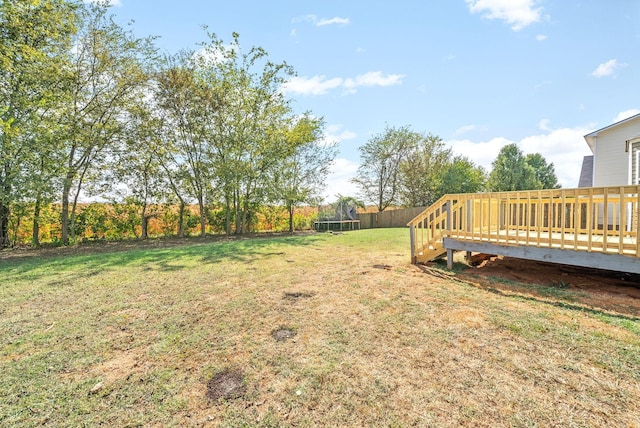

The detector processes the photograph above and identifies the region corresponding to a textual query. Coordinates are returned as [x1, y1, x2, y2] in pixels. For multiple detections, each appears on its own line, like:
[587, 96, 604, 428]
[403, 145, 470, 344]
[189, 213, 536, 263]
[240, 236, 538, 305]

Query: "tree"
[487, 143, 539, 191]
[525, 153, 560, 189]
[57, 1, 158, 244]
[100, 103, 169, 240]
[155, 53, 212, 237]
[274, 114, 337, 232]
[398, 133, 451, 207]
[196, 31, 297, 234]
[353, 125, 419, 212]
[437, 156, 486, 196]
[0, 0, 78, 246]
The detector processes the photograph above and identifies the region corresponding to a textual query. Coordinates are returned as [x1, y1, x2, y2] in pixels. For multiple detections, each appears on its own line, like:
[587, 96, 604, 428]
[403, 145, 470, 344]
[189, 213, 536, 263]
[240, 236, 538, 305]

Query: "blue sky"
[101, 0, 639, 202]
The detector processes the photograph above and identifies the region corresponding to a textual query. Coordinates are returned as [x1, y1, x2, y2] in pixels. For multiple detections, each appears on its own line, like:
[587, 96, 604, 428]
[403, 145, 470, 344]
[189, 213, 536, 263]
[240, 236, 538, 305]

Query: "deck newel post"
[445, 201, 453, 269]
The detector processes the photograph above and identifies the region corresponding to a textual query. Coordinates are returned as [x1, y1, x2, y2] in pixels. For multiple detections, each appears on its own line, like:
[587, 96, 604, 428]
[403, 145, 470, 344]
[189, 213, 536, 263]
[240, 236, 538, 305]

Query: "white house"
[580, 113, 640, 187]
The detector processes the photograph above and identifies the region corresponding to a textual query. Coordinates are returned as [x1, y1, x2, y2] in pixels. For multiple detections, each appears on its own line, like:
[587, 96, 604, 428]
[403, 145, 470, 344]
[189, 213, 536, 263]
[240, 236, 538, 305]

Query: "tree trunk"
[234, 190, 241, 234]
[378, 176, 384, 212]
[198, 195, 206, 237]
[241, 196, 250, 235]
[177, 201, 185, 238]
[224, 194, 232, 236]
[61, 177, 71, 245]
[69, 166, 88, 242]
[288, 202, 294, 233]
[0, 166, 11, 247]
[0, 201, 9, 248]
[141, 204, 148, 240]
[32, 197, 41, 246]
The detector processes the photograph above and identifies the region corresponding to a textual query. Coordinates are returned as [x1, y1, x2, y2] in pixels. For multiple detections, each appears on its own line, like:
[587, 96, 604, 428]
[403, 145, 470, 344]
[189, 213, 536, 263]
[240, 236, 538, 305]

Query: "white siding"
[593, 119, 640, 187]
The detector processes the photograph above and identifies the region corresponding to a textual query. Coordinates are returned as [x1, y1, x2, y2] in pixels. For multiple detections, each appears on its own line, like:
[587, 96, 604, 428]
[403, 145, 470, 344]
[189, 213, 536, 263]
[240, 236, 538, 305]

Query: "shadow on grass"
[417, 263, 640, 324]
[0, 233, 327, 284]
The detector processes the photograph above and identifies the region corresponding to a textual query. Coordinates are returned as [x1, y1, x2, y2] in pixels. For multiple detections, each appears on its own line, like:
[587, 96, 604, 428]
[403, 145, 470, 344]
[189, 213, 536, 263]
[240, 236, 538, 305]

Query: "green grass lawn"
[1, 229, 639, 427]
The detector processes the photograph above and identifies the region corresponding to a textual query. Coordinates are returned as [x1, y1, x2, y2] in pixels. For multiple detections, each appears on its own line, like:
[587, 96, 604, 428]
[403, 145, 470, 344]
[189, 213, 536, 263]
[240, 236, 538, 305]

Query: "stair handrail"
[407, 195, 456, 263]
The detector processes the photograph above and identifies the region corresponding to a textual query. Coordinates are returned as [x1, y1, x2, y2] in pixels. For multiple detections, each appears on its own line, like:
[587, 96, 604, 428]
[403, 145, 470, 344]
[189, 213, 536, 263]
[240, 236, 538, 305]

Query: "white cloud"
[533, 80, 552, 91]
[591, 59, 626, 78]
[317, 17, 350, 26]
[538, 118, 551, 131]
[519, 127, 593, 187]
[447, 136, 513, 174]
[291, 14, 316, 24]
[282, 71, 405, 96]
[613, 109, 640, 123]
[318, 124, 356, 147]
[324, 124, 357, 143]
[454, 124, 477, 136]
[344, 71, 405, 89]
[282, 75, 344, 96]
[292, 14, 350, 27]
[536, 34, 548, 41]
[447, 125, 594, 188]
[466, 0, 542, 31]
[322, 158, 360, 202]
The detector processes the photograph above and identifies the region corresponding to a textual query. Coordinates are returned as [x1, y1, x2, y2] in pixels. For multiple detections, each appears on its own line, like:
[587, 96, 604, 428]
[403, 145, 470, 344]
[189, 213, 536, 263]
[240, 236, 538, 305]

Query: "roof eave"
[583, 112, 640, 153]
[584, 134, 596, 153]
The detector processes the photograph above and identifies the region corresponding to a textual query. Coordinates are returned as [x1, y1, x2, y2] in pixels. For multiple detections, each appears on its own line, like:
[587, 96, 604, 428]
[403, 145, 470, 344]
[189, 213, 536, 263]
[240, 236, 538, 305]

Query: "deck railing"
[408, 186, 640, 264]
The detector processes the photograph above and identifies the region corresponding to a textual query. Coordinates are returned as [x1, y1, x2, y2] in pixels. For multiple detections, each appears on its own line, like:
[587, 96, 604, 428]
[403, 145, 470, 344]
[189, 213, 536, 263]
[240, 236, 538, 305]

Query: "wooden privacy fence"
[357, 206, 427, 229]
[408, 186, 640, 274]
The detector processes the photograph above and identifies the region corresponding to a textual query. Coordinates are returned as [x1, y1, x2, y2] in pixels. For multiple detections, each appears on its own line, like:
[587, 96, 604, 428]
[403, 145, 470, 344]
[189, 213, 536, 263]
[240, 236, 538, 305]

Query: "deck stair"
[407, 186, 640, 274]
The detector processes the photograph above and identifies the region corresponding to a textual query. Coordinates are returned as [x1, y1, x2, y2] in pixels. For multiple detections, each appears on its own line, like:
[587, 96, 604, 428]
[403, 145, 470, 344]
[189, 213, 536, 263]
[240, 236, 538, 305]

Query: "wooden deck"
[407, 186, 640, 274]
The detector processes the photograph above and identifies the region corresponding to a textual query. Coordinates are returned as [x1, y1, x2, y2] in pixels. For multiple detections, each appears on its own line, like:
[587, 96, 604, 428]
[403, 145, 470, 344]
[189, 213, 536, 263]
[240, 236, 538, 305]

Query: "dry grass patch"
[0, 229, 639, 426]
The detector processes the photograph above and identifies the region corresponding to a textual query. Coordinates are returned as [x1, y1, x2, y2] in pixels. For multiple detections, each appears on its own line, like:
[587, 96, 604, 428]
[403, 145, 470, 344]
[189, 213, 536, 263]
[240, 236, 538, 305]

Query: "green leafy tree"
[155, 53, 213, 237]
[437, 156, 486, 196]
[196, 32, 297, 234]
[525, 153, 560, 189]
[353, 125, 420, 212]
[488, 144, 539, 191]
[99, 102, 168, 240]
[274, 114, 337, 232]
[0, 0, 78, 246]
[57, 1, 158, 244]
[398, 133, 451, 207]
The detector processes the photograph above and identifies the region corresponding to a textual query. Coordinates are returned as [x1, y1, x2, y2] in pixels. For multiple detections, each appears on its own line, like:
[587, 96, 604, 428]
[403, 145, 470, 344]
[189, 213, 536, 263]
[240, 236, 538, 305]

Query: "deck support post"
[447, 248, 454, 269]
[465, 251, 472, 263]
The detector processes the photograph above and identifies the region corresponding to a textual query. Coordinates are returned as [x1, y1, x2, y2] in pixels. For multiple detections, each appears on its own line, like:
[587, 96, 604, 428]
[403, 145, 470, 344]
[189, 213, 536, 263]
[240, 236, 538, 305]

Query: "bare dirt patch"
[454, 255, 640, 317]
[271, 326, 296, 342]
[283, 291, 315, 300]
[206, 369, 247, 401]
[373, 264, 393, 270]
